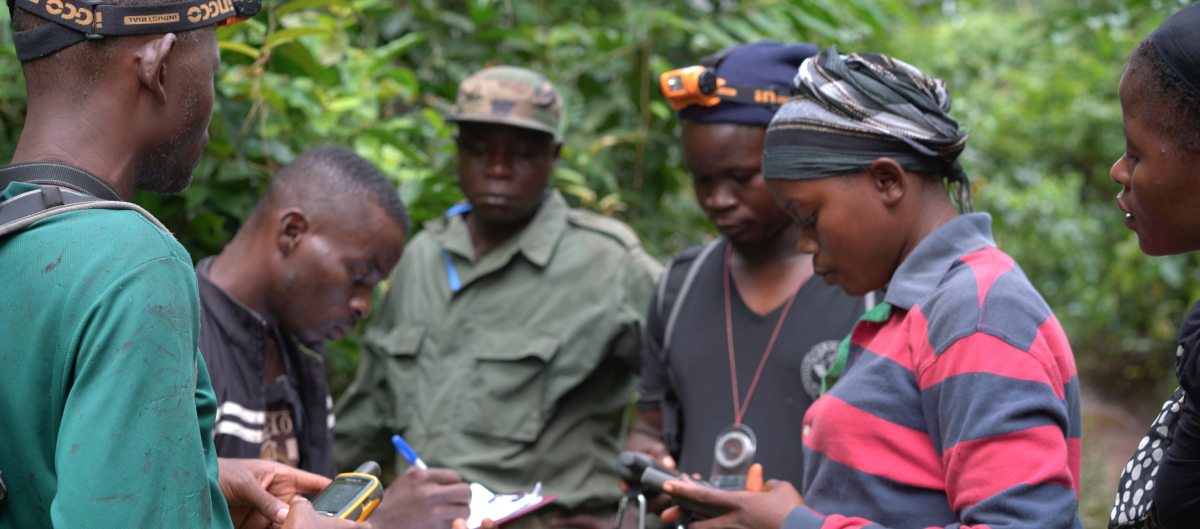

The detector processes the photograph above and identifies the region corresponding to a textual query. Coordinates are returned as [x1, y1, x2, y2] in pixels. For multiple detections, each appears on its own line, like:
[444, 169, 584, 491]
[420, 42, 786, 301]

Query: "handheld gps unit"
[312, 461, 384, 521]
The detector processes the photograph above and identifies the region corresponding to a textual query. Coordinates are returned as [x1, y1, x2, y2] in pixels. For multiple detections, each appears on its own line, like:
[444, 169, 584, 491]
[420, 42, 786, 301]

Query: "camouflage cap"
[445, 66, 563, 138]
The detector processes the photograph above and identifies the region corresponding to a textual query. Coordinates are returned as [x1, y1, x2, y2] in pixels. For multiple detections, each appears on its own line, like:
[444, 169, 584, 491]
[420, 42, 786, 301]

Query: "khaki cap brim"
[444, 113, 561, 139]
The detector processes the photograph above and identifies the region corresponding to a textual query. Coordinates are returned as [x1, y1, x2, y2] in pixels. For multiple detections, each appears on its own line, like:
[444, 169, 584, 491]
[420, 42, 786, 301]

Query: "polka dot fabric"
[1108, 345, 1187, 529]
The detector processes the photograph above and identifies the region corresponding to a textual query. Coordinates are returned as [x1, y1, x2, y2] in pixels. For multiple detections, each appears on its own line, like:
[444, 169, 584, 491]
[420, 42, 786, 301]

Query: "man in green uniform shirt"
[334, 66, 662, 529]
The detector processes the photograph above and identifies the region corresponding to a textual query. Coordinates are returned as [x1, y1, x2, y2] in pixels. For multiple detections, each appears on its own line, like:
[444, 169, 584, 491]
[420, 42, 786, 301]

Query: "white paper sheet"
[466, 482, 544, 529]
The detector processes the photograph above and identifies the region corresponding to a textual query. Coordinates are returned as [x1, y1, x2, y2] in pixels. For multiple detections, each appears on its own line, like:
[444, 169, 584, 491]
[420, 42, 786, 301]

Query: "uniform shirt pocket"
[364, 323, 425, 431]
[461, 329, 560, 443]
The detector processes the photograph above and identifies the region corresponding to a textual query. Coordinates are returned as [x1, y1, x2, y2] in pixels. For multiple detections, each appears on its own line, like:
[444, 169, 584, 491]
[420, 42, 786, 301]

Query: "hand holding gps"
[311, 461, 384, 521]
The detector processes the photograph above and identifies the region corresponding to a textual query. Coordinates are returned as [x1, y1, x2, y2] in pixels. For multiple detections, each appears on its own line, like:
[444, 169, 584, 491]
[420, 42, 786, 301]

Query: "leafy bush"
[2, 0, 1193, 402]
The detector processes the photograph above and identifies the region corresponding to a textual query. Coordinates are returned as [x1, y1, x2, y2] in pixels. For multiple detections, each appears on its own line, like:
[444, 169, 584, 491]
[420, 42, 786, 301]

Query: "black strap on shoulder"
[0, 186, 103, 225]
[0, 161, 123, 201]
[662, 238, 722, 352]
[6, 0, 261, 62]
[265, 374, 306, 434]
[655, 239, 722, 459]
[0, 470, 7, 503]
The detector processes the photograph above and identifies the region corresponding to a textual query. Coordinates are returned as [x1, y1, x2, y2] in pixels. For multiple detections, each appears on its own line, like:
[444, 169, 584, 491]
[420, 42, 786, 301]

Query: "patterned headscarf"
[763, 46, 972, 211]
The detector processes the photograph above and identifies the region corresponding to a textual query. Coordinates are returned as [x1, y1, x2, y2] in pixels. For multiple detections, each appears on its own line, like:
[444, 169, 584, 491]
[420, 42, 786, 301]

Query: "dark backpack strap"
[662, 239, 722, 352]
[655, 238, 723, 458]
[265, 374, 306, 434]
[0, 162, 123, 202]
[0, 187, 105, 225]
[0, 189, 169, 237]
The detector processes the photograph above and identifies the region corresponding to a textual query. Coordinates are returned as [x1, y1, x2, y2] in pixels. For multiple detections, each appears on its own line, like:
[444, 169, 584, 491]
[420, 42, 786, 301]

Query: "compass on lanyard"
[714, 425, 756, 468]
[710, 244, 804, 490]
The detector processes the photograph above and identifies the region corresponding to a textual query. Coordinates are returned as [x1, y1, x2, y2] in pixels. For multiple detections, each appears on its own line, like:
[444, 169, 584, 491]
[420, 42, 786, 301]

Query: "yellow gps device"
[312, 461, 384, 521]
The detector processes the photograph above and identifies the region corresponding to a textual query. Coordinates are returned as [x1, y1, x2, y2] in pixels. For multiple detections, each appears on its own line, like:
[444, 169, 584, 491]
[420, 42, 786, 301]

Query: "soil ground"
[1079, 384, 1166, 528]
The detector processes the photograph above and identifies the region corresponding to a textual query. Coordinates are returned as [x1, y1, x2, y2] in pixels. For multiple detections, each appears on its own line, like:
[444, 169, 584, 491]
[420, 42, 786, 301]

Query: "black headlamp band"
[8, 0, 260, 61]
[716, 83, 791, 109]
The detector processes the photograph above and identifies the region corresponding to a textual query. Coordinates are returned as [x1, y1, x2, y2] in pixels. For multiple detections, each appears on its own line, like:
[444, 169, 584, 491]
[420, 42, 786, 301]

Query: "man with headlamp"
[0, 0, 365, 526]
[625, 41, 869, 496]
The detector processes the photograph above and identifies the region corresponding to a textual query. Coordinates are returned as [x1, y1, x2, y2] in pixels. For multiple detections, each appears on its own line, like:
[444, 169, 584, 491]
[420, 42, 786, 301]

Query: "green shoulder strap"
[821, 301, 893, 395]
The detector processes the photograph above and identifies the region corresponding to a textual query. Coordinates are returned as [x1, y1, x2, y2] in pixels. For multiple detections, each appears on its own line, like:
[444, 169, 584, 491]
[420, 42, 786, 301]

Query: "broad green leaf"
[784, 7, 843, 43]
[718, 17, 767, 43]
[558, 183, 597, 205]
[553, 167, 587, 185]
[271, 41, 339, 86]
[693, 22, 740, 48]
[218, 40, 261, 59]
[277, 0, 357, 17]
[377, 32, 428, 62]
[264, 27, 331, 49]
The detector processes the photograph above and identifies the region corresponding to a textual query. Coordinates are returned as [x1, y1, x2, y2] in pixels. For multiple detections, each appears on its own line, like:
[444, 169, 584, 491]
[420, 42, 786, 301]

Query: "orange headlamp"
[659, 64, 791, 112]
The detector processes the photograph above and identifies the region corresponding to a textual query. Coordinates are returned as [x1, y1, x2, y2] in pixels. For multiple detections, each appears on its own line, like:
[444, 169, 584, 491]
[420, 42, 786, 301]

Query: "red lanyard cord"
[724, 243, 804, 427]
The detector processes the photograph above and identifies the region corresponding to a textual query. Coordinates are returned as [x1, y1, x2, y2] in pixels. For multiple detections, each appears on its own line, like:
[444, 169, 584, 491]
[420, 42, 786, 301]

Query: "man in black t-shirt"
[625, 42, 870, 491]
[200, 147, 477, 529]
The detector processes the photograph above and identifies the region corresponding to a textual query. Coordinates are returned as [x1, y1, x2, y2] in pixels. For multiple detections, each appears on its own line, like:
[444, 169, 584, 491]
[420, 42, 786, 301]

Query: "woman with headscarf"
[661, 47, 1083, 529]
[1108, 4, 1200, 528]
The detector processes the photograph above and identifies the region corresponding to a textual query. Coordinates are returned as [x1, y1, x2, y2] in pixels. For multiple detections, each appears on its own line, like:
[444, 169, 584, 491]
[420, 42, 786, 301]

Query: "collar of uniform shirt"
[432, 189, 569, 273]
[882, 212, 997, 310]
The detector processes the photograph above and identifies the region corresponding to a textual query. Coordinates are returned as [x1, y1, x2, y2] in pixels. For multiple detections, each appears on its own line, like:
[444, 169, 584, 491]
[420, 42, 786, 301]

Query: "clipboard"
[489, 494, 558, 526]
[466, 482, 557, 529]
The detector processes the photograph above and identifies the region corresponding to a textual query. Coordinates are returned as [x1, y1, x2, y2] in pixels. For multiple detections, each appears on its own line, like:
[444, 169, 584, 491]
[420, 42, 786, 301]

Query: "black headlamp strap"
[696, 45, 789, 110]
[12, 18, 86, 61]
[8, 0, 260, 61]
[716, 83, 791, 110]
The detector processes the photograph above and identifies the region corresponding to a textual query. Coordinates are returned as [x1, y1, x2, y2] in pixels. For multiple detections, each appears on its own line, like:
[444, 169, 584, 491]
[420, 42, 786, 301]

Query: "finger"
[430, 482, 474, 505]
[281, 498, 312, 528]
[685, 515, 730, 529]
[281, 467, 333, 495]
[481, 518, 496, 529]
[646, 493, 674, 514]
[243, 472, 291, 524]
[745, 464, 763, 492]
[660, 506, 682, 523]
[412, 467, 464, 485]
[432, 503, 473, 522]
[238, 511, 273, 529]
[454, 520, 469, 529]
[662, 481, 740, 509]
[661, 455, 676, 470]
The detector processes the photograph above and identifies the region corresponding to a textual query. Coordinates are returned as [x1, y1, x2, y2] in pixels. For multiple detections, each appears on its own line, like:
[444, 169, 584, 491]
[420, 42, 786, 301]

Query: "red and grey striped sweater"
[784, 214, 1082, 529]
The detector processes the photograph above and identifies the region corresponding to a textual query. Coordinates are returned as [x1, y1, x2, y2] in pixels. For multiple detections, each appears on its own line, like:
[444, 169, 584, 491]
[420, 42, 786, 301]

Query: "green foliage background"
[1, 1, 1196, 525]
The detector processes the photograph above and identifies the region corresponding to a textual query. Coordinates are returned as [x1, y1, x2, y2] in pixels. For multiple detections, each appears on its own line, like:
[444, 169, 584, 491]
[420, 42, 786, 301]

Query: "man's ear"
[551, 140, 563, 162]
[870, 157, 907, 207]
[276, 208, 309, 258]
[135, 33, 179, 104]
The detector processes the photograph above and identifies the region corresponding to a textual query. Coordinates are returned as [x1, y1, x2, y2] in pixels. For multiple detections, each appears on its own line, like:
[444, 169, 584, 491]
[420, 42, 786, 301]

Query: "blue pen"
[392, 434, 428, 470]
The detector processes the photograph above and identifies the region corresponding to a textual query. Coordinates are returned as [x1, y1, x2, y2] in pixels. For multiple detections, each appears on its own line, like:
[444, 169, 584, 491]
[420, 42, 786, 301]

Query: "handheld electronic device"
[639, 467, 724, 519]
[312, 461, 384, 521]
[617, 451, 674, 485]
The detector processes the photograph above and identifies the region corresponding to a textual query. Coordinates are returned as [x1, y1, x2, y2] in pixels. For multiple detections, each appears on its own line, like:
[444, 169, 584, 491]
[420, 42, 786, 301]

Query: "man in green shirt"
[334, 66, 662, 529]
[0, 0, 364, 527]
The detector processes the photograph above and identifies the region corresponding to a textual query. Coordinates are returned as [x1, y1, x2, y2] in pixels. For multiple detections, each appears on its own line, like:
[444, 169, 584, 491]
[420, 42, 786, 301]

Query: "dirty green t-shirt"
[0, 183, 233, 528]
